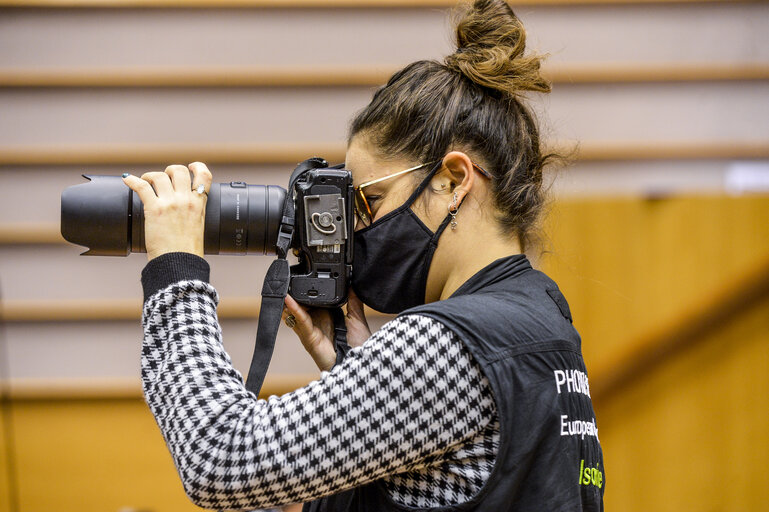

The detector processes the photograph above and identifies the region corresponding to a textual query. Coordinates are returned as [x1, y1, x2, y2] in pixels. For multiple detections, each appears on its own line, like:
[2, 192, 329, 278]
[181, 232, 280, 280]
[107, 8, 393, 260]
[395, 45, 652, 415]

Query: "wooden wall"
[544, 195, 769, 375]
[1, 1, 768, 511]
[598, 294, 769, 511]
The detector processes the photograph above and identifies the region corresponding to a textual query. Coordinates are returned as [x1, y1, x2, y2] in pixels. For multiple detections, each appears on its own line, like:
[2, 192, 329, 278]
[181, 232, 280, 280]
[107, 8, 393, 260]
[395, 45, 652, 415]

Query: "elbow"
[176, 462, 230, 509]
[178, 468, 218, 509]
[177, 462, 259, 511]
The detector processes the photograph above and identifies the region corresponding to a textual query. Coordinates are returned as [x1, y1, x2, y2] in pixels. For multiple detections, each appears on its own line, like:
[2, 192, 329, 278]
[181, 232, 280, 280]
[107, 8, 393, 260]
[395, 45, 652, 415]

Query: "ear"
[440, 151, 476, 204]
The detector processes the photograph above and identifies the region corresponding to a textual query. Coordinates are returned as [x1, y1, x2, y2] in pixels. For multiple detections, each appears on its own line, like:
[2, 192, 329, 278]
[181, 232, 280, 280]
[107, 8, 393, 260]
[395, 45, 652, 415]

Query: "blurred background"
[0, 0, 767, 510]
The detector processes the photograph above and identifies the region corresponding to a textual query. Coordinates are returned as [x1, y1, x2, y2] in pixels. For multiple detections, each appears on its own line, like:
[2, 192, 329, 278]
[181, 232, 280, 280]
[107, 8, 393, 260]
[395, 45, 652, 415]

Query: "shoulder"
[343, 314, 489, 391]
[400, 277, 580, 363]
[361, 314, 463, 359]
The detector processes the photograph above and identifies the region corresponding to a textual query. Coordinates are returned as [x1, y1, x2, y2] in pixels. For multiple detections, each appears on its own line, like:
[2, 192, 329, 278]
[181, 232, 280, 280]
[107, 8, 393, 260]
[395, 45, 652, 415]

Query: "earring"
[448, 192, 459, 231]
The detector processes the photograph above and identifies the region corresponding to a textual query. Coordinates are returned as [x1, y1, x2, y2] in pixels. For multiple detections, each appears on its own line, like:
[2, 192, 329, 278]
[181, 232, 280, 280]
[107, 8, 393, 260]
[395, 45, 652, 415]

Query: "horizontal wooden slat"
[0, 68, 382, 89]
[572, 140, 769, 161]
[0, 297, 249, 321]
[0, 67, 391, 88]
[0, 140, 769, 166]
[0, 224, 65, 245]
[3, 374, 317, 400]
[0, 0, 760, 8]
[0, 296, 388, 321]
[1, 140, 767, 168]
[0, 143, 346, 166]
[548, 62, 769, 84]
[1, 63, 766, 88]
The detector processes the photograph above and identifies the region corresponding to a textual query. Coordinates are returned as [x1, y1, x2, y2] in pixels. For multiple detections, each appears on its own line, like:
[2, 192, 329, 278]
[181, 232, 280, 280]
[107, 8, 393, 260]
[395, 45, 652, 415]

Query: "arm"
[141, 263, 496, 509]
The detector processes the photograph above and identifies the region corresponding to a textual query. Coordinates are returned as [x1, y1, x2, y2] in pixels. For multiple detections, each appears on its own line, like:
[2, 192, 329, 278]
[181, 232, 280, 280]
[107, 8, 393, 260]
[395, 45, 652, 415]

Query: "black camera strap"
[245, 167, 299, 395]
[331, 307, 351, 365]
[245, 258, 290, 395]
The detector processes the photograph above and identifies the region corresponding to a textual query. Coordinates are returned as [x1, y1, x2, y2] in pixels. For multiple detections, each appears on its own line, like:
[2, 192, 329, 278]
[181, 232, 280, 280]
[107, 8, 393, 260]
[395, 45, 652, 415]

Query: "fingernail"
[122, 173, 129, 178]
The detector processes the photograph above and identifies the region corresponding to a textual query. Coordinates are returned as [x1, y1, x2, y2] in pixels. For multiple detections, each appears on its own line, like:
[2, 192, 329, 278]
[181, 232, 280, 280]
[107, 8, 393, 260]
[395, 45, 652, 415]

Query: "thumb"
[346, 289, 368, 324]
[345, 290, 371, 347]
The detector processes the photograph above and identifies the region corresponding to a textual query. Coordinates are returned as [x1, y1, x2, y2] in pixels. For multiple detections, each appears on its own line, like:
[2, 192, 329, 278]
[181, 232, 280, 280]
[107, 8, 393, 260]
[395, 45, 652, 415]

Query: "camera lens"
[61, 175, 287, 256]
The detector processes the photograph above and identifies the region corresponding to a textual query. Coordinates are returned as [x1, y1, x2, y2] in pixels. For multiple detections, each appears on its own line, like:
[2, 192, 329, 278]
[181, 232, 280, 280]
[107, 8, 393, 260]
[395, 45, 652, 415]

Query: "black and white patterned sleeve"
[141, 279, 496, 510]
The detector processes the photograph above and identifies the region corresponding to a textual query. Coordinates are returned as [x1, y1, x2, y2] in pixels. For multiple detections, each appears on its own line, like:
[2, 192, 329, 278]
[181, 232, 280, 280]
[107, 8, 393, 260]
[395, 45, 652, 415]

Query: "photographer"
[123, 1, 604, 510]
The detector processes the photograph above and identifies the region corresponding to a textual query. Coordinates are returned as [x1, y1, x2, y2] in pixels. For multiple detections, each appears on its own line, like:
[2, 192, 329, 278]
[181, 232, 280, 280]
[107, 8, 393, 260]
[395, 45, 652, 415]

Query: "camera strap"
[331, 307, 351, 365]
[245, 262, 350, 395]
[245, 257, 290, 395]
[245, 165, 305, 395]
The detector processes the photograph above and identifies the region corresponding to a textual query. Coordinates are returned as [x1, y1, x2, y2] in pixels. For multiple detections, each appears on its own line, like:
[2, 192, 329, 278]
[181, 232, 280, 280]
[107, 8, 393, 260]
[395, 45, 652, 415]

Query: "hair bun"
[445, 0, 550, 96]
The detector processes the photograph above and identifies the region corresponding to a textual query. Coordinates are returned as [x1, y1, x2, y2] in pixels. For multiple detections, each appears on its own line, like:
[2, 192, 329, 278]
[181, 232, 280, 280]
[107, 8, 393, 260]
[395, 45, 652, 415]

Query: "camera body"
[288, 159, 354, 308]
[60, 157, 354, 308]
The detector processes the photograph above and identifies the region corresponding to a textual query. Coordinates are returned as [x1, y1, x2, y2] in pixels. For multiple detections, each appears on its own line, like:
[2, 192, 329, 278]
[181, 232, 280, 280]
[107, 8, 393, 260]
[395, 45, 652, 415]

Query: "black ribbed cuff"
[141, 252, 210, 303]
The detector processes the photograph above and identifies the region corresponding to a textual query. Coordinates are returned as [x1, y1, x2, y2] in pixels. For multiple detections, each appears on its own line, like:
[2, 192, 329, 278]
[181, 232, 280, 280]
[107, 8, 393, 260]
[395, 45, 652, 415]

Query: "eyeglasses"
[353, 159, 492, 227]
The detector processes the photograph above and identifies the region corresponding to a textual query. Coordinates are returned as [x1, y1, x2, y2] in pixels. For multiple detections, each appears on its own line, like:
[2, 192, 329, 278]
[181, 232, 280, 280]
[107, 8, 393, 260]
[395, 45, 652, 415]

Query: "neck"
[426, 216, 523, 303]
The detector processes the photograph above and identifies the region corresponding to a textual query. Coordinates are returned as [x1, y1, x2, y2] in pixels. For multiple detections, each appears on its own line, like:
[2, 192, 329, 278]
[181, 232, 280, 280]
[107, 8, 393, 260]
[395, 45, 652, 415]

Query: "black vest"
[305, 255, 604, 511]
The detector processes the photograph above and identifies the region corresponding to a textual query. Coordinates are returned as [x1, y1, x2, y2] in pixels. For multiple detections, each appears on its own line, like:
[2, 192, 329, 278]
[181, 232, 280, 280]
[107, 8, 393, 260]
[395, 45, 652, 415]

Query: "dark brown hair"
[349, 0, 556, 250]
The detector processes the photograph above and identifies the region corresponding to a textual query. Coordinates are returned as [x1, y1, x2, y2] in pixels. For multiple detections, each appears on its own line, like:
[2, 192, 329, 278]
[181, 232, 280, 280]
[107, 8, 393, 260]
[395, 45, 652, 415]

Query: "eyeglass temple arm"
[356, 161, 436, 190]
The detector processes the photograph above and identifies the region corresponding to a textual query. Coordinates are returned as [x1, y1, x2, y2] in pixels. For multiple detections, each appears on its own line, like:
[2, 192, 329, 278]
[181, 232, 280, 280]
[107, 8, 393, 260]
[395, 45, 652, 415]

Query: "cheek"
[410, 194, 448, 233]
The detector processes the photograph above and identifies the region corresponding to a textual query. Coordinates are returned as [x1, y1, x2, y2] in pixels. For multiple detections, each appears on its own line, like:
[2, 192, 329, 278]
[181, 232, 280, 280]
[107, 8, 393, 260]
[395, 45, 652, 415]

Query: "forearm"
[140, 257, 496, 509]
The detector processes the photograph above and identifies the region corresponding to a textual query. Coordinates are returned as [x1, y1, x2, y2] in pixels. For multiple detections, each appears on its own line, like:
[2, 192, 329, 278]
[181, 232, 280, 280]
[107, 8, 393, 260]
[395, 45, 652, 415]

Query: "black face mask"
[352, 162, 456, 314]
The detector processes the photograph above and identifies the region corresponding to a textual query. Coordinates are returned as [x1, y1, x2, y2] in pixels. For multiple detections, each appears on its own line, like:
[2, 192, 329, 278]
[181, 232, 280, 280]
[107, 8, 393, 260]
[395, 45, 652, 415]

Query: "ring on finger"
[285, 314, 296, 328]
[194, 184, 208, 196]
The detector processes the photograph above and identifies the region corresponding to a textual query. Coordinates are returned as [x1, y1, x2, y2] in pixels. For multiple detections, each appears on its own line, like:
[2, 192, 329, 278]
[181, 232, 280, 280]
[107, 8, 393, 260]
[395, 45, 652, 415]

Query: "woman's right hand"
[122, 162, 212, 261]
[283, 290, 371, 372]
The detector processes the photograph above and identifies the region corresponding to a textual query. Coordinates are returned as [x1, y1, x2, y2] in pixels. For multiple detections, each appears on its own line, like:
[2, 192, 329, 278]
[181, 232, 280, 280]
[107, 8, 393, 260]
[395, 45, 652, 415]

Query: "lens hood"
[61, 175, 133, 256]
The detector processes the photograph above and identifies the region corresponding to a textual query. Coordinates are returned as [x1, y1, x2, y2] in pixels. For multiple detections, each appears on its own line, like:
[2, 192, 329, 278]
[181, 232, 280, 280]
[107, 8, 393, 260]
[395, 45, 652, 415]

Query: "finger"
[189, 162, 213, 194]
[122, 173, 158, 206]
[164, 164, 192, 193]
[284, 294, 316, 340]
[285, 295, 337, 370]
[281, 305, 297, 327]
[141, 171, 174, 197]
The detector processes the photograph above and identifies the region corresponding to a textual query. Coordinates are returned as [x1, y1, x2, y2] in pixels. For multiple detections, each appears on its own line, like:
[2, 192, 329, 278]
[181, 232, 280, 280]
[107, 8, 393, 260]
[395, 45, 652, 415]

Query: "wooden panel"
[11, 398, 203, 511]
[0, 297, 388, 322]
[1, 140, 767, 168]
[592, 255, 769, 400]
[541, 195, 769, 374]
[2, 2, 765, 69]
[0, 224, 64, 245]
[598, 295, 769, 511]
[1, 63, 766, 88]
[7, 374, 316, 399]
[0, 0, 762, 7]
[0, 143, 347, 167]
[0, 398, 13, 512]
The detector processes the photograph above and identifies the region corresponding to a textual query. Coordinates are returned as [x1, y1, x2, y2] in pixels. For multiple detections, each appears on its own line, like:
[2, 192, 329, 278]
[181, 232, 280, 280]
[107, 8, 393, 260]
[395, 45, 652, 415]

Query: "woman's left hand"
[284, 290, 372, 372]
[122, 162, 212, 261]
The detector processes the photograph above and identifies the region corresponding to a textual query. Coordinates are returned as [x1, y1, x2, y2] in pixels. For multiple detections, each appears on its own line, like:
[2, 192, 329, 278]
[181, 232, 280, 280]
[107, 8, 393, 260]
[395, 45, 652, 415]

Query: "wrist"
[141, 252, 210, 302]
[147, 247, 204, 262]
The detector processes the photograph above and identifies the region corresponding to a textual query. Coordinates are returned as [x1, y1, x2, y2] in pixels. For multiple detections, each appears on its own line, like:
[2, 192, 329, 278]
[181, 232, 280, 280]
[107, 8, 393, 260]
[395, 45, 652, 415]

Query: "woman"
[123, 1, 604, 510]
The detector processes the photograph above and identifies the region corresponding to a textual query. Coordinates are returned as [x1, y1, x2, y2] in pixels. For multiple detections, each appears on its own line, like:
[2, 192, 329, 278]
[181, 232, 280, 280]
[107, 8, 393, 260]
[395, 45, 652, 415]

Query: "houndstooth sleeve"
[141, 280, 496, 510]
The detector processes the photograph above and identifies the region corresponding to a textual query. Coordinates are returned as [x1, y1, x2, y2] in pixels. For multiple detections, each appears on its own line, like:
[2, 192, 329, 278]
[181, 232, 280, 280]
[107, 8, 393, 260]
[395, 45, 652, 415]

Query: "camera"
[60, 157, 354, 308]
